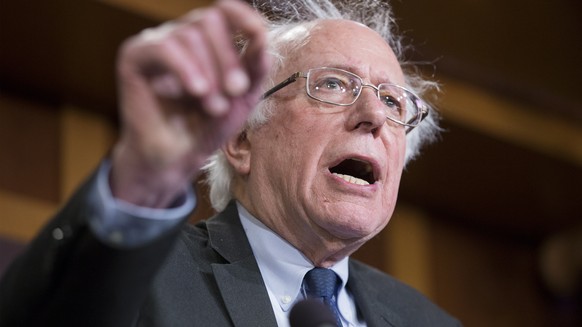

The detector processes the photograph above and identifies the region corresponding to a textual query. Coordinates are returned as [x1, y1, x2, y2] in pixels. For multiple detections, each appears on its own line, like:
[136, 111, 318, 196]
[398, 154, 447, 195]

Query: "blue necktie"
[303, 268, 343, 327]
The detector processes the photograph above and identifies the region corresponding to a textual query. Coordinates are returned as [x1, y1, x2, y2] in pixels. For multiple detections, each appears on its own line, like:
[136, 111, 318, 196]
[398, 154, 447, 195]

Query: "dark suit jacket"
[0, 174, 460, 327]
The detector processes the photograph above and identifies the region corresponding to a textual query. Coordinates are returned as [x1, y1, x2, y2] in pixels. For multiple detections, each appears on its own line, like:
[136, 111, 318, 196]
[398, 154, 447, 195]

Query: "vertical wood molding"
[60, 106, 115, 201]
[385, 206, 434, 298]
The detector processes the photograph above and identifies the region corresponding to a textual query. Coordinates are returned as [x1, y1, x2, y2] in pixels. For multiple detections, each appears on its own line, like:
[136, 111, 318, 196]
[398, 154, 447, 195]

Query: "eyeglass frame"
[261, 67, 430, 133]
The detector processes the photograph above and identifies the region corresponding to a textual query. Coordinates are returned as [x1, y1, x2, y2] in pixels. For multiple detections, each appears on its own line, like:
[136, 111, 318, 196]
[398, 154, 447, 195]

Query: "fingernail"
[191, 77, 208, 95]
[226, 69, 250, 96]
[208, 94, 229, 115]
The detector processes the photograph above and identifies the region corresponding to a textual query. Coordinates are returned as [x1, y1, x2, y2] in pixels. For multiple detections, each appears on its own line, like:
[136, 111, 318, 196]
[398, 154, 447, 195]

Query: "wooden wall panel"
[431, 219, 550, 327]
[0, 96, 115, 243]
[0, 189, 57, 242]
[60, 106, 115, 200]
[384, 206, 434, 299]
[100, 0, 213, 20]
[0, 94, 60, 202]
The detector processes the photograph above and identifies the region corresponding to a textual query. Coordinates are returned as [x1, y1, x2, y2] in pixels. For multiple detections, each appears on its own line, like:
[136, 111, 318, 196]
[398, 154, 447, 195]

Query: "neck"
[233, 187, 368, 267]
[282, 226, 366, 267]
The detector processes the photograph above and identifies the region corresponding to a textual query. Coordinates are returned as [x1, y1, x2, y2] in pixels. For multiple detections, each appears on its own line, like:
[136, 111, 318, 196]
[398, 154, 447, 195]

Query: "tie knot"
[304, 268, 339, 299]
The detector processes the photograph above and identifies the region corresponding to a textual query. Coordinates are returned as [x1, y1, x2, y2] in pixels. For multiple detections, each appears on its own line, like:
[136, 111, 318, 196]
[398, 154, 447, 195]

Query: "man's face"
[241, 20, 407, 263]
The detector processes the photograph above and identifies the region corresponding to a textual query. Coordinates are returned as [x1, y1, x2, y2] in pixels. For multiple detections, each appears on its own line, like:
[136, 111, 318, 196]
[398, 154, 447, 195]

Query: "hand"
[110, 0, 269, 207]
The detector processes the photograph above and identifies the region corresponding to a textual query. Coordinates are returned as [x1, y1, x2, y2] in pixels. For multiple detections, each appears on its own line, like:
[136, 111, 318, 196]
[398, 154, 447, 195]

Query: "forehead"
[283, 19, 405, 85]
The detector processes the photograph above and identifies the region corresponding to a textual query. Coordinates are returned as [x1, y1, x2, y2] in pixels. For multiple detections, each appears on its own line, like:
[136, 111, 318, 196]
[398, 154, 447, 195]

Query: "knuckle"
[200, 8, 223, 25]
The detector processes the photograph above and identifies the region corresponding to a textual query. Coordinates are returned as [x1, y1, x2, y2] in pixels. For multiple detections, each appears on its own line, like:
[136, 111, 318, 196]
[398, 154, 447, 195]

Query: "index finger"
[215, 0, 267, 44]
[216, 0, 270, 87]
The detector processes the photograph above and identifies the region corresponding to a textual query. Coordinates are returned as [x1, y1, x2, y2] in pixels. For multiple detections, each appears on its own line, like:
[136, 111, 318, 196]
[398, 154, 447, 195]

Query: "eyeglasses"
[262, 67, 429, 133]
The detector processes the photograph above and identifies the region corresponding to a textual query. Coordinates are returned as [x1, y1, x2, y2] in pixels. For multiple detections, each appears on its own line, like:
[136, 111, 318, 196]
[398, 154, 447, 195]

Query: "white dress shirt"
[237, 203, 366, 327]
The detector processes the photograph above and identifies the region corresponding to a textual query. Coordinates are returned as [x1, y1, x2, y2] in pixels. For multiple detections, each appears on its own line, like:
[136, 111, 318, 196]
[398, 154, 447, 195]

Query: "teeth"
[332, 173, 369, 185]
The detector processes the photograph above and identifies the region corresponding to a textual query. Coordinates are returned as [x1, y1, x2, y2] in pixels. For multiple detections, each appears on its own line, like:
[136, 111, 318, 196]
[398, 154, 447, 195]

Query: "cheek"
[382, 132, 406, 201]
[252, 125, 314, 189]
[389, 132, 407, 168]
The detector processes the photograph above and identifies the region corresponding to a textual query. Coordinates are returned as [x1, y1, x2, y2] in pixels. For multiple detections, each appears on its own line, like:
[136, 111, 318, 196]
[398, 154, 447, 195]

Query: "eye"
[314, 76, 348, 94]
[380, 95, 401, 112]
[378, 88, 405, 118]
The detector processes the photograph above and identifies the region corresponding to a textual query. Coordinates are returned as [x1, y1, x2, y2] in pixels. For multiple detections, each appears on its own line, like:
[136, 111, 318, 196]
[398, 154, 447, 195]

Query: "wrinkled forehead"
[275, 19, 405, 85]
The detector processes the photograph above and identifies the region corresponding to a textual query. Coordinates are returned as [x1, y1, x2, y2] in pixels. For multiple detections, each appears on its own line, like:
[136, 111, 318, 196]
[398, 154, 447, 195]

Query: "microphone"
[289, 299, 338, 327]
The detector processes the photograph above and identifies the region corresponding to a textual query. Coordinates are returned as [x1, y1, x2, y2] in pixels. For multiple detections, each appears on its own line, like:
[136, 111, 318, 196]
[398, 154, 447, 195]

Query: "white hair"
[203, 0, 441, 211]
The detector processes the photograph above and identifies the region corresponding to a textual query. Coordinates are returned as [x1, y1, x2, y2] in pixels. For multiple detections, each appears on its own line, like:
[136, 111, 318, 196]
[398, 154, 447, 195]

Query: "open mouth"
[329, 158, 376, 185]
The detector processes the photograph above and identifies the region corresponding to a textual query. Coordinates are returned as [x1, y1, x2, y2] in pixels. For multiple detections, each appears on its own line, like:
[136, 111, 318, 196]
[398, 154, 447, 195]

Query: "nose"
[347, 86, 387, 136]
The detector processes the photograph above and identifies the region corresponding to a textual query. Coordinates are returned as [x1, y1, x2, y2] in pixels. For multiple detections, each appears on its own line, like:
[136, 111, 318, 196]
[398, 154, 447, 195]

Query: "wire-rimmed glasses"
[262, 67, 429, 133]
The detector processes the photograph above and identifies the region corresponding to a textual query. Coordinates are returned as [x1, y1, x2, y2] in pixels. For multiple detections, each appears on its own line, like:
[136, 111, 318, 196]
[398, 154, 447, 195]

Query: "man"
[0, 0, 459, 326]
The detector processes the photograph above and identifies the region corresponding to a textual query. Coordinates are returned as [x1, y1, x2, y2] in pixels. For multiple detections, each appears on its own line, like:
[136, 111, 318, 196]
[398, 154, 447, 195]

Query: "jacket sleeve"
[0, 170, 191, 327]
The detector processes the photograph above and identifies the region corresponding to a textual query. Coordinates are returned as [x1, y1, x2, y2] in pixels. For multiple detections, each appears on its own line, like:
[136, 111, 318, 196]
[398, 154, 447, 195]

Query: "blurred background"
[0, 0, 580, 326]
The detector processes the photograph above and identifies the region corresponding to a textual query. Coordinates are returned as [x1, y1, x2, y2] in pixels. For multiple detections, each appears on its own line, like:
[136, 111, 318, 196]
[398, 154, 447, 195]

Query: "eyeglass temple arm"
[261, 72, 304, 100]
[404, 106, 429, 134]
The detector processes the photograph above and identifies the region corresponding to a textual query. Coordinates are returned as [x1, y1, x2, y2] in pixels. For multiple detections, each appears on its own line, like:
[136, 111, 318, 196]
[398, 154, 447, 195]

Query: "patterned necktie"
[303, 268, 343, 327]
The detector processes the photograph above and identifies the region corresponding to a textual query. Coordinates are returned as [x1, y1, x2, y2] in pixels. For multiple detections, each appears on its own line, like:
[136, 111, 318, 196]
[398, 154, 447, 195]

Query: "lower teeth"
[332, 173, 369, 185]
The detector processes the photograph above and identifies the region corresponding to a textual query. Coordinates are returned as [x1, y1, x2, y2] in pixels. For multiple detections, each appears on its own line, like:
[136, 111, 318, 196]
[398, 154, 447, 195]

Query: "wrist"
[109, 141, 202, 208]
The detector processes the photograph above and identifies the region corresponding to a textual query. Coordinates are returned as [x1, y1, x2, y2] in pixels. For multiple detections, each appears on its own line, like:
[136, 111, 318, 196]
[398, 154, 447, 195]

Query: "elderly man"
[0, 0, 459, 326]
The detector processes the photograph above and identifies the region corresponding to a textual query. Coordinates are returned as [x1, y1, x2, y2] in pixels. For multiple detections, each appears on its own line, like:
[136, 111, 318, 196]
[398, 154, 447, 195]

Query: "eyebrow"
[320, 63, 360, 74]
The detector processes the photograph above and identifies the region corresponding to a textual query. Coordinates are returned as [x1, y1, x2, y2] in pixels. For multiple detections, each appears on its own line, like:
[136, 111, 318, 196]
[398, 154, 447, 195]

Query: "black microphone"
[289, 299, 338, 327]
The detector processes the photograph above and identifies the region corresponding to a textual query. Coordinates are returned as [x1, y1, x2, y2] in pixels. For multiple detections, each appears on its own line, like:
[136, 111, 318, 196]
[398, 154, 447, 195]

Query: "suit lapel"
[212, 260, 277, 327]
[348, 260, 403, 327]
[206, 202, 278, 327]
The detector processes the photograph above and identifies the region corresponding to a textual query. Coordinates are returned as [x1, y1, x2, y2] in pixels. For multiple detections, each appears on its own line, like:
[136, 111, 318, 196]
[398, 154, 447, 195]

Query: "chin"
[321, 211, 389, 241]
[308, 194, 394, 239]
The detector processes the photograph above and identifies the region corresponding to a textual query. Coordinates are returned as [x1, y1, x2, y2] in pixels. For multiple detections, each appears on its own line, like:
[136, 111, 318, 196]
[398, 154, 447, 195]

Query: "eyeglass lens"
[306, 68, 418, 124]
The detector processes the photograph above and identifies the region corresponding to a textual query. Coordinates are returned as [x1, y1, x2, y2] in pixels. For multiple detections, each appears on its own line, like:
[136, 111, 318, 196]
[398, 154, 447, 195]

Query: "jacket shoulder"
[349, 260, 461, 326]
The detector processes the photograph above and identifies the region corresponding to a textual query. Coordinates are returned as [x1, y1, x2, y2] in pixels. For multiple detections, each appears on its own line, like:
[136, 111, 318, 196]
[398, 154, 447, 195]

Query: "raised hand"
[110, 0, 269, 207]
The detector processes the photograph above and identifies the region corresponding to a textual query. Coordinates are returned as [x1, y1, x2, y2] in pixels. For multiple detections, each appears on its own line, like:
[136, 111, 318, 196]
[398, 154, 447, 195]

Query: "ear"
[223, 130, 251, 175]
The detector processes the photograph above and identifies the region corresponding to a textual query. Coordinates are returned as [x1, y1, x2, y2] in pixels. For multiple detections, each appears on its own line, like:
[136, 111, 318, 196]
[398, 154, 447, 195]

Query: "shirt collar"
[236, 202, 350, 312]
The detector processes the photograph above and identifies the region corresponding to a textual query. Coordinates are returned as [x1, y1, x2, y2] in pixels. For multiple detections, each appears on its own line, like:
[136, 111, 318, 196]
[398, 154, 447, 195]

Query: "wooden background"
[1, 1, 580, 326]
